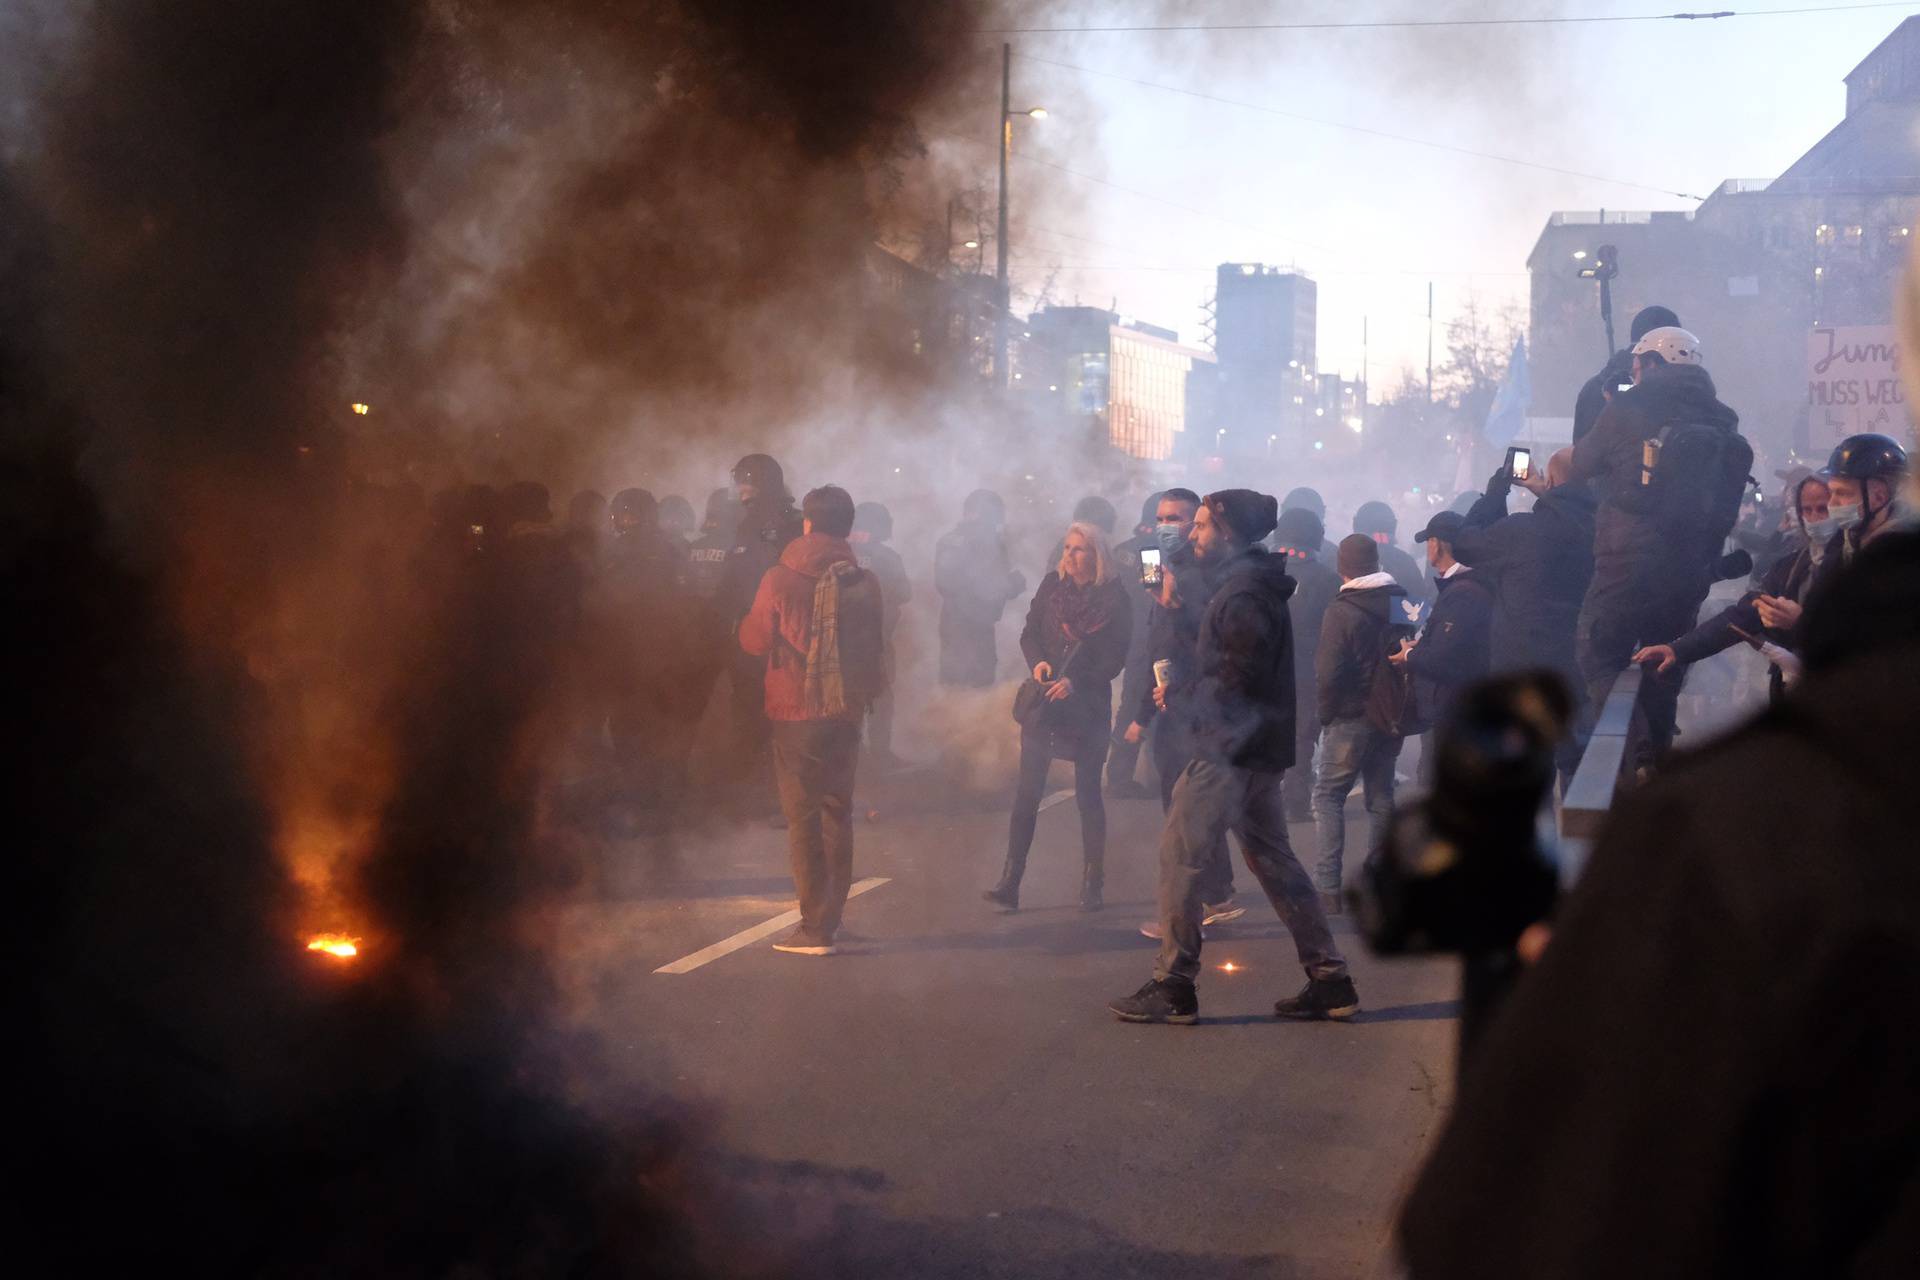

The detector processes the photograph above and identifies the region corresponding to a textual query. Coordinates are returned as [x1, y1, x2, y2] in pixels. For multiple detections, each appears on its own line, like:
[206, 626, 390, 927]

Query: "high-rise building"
[1024, 305, 1216, 461]
[1211, 264, 1318, 457]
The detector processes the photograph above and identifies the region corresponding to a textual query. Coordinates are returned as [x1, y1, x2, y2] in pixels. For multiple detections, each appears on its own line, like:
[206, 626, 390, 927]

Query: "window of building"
[1842, 224, 1863, 248]
[1814, 223, 1835, 247]
[1891, 225, 1915, 247]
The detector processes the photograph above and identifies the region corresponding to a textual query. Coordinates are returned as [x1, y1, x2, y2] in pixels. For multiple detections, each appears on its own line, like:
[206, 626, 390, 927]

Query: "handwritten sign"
[1807, 325, 1904, 444]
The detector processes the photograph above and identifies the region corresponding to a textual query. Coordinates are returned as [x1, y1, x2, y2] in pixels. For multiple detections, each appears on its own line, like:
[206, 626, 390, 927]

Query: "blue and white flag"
[1482, 336, 1531, 449]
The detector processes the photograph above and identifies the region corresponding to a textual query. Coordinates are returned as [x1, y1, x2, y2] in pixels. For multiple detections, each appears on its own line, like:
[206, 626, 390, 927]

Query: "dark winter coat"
[1018, 573, 1132, 759]
[1568, 362, 1740, 581]
[1399, 529, 1920, 1279]
[1274, 547, 1343, 712]
[1111, 531, 1159, 737]
[1315, 574, 1410, 726]
[936, 518, 1023, 687]
[849, 534, 912, 639]
[1673, 539, 1815, 680]
[1181, 548, 1298, 771]
[1134, 550, 1218, 731]
[1451, 480, 1597, 690]
[1405, 568, 1492, 716]
[718, 498, 805, 623]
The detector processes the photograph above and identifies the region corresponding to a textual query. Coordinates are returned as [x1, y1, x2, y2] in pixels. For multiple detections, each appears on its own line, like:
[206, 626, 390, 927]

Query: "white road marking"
[653, 877, 892, 974]
[1038, 788, 1075, 812]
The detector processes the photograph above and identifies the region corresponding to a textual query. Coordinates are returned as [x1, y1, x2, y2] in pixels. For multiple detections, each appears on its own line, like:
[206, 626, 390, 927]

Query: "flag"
[1482, 335, 1530, 449]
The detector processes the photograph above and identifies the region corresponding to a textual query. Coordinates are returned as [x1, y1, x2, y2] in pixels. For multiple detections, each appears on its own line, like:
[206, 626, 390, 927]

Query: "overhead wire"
[983, 3, 1919, 35]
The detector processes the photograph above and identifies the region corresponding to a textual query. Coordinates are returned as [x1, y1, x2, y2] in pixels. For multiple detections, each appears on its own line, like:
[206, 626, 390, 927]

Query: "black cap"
[1414, 511, 1467, 544]
[1272, 506, 1324, 554]
[1823, 433, 1909, 481]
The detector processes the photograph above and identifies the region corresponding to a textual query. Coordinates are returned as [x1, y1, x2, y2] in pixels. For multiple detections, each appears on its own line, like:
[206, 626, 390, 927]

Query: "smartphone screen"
[1506, 446, 1531, 481]
[1139, 546, 1162, 585]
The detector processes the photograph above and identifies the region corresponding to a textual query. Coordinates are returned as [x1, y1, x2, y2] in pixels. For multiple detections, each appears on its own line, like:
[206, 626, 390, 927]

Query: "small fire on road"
[306, 933, 361, 959]
[1218, 960, 1241, 974]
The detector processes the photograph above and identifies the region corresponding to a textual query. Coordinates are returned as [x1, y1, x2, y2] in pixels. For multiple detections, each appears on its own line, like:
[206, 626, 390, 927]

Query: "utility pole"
[1362, 315, 1370, 433]
[994, 42, 1012, 391]
[1425, 282, 1434, 406]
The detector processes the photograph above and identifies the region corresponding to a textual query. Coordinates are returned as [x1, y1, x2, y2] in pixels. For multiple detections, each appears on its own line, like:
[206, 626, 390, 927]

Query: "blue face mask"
[1826, 503, 1863, 535]
[1154, 522, 1188, 558]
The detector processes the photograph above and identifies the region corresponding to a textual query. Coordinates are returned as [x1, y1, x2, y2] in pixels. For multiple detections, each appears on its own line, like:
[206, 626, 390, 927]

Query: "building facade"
[1022, 305, 1216, 462]
[1527, 17, 1920, 464]
[1212, 264, 1319, 458]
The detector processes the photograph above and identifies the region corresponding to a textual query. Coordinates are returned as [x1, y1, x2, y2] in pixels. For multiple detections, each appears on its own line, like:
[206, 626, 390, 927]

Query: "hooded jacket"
[1452, 480, 1598, 687]
[1399, 531, 1920, 1279]
[1569, 362, 1741, 570]
[1181, 547, 1299, 770]
[738, 532, 884, 722]
[1316, 572, 1411, 727]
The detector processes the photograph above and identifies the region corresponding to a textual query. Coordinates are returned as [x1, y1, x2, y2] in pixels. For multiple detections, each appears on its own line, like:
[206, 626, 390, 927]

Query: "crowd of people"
[412, 295, 1910, 1025]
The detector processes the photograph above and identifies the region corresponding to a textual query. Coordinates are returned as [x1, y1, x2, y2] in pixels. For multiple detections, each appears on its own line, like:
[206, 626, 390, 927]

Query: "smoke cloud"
[1, 0, 1069, 1269]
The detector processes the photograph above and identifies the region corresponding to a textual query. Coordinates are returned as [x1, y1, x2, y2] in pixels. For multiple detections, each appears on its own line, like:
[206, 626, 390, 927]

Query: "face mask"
[1826, 503, 1863, 535]
[1154, 523, 1188, 558]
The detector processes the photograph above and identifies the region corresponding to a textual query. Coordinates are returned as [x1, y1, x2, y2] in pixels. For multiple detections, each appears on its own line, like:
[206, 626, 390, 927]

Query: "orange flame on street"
[306, 933, 361, 959]
[1218, 961, 1240, 974]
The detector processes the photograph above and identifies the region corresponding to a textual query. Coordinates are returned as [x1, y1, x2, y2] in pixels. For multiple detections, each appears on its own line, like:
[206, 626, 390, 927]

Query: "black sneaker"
[981, 885, 1019, 912]
[1274, 975, 1360, 1021]
[771, 925, 836, 956]
[1108, 977, 1199, 1025]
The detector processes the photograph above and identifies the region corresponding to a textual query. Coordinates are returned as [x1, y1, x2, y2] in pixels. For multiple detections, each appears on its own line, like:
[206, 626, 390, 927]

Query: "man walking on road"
[1108, 490, 1358, 1026]
[739, 485, 886, 956]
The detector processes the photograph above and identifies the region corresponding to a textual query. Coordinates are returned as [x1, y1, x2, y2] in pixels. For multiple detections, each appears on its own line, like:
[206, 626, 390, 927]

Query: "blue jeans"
[1312, 717, 1400, 896]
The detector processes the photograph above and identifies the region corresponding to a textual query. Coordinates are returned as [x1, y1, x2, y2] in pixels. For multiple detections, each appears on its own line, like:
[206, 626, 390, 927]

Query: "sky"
[947, 0, 1918, 389]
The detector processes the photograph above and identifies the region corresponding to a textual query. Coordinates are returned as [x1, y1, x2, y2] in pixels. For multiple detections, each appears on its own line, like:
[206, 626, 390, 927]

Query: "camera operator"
[1571, 304, 1679, 442]
[1397, 517, 1920, 1277]
[1568, 326, 1748, 760]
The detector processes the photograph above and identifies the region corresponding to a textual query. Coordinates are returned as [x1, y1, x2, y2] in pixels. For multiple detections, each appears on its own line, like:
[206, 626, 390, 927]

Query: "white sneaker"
[772, 925, 836, 956]
[1202, 899, 1246, 926]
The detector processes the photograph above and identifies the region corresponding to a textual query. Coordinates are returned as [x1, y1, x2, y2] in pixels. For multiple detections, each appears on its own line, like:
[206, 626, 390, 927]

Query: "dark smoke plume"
[4, 0, 996, 1270]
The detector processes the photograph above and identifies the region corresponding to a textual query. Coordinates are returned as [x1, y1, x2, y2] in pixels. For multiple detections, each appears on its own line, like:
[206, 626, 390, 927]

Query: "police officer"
[718, 455, 805, 779]
[851, 500, 911, 769]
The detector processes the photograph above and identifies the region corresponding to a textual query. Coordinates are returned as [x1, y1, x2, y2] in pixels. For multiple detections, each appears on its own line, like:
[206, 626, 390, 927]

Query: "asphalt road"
[554, 759, 1460, 1279]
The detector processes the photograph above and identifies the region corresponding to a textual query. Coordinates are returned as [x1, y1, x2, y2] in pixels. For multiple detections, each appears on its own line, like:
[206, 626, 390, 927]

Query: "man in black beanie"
[1110, 489, 1358, 1025]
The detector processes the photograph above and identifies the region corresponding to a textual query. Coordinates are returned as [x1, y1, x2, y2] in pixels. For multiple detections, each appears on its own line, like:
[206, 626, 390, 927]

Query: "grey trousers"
[1153, 759, 1348, 985]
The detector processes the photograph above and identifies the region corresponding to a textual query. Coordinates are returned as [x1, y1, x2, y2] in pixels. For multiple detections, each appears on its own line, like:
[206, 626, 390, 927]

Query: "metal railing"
[1556, 666, 1645, 883]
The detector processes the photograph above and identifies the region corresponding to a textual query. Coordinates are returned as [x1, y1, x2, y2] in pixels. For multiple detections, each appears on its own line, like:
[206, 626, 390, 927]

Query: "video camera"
[1351, 672, 1573, 1058]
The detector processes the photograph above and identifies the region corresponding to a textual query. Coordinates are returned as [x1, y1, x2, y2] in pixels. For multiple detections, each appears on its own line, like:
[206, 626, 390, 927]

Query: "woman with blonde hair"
[984, 520, 1133, 912]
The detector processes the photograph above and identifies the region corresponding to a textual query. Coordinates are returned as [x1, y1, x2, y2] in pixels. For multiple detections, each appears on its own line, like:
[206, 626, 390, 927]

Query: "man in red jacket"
[738, 485, 886, 956]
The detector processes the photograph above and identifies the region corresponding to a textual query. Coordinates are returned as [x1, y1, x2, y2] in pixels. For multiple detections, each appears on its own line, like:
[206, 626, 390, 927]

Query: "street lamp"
[994, 41, 1046, 391]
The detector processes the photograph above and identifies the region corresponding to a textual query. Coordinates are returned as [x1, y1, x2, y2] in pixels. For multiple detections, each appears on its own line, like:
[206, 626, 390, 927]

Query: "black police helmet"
[731, 453, 785, 491]
[1352, 500, 1397, 536]
[610, 487, 657, 525]
[853, 501, 893, 541]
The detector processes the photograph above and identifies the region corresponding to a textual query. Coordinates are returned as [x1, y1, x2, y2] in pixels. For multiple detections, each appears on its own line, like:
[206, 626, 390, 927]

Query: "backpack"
[1640, 422, 1754, 545]
[1364, 620, 1429, 739]
[800, 562, 887, 718]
